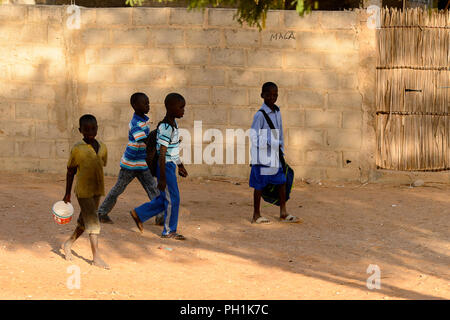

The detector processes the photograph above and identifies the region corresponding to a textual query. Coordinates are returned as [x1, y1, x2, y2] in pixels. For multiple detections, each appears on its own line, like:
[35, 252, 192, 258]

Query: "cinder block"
[290, 165, 325, 180]
[82, 28, 110, 45]
[342, 111, 362, 129]
[55, 141, 70, 159]
[335, 31, 358, 51]
[112, 28, 149, 46]
[288, 128, 324, 149]
[36, 122, 70, 139]
[100, 86, 137, 104]
[96, 8, 131, 26]
[11, 64, 45, 81]
[210, 48, 245, 66]
[287, 90, 324, 108]
[138, 48, 170, 64]
[31, 85, 56, 102]
[17, 140, 53, 158]
[326, 129, 361, 150]
[98, 48, 134, 64]
[282, 109, 304, 127]
[0, 101, 12, 120]
[284, 51, 322, 69]
[165, 67, 188, 86]
[0, 84, 31, 100]
[284, 147, 304, 166]
[169, 8, 204, 26]
[47, 24, 64, 46]
[306, 150, 339, 167]
[284, 11, 320, 30]
[328, 92, 362, 110]
[153, 29, 184, 46]
[114, 66, 167, 85]
[0, 4, 28, 21]
[305, 110, 340, 128]
[188, 67, 225, 86]
[132, 8, 169, 25]
[261, 70, 300, 88]
[302, 71, 339, 89]
[173, 48, 209, 65]
[0, 159, 40, 172]
[224, 29, 259, 47]
[19, 24, 48, 43]
[261, 31, 297, 49]
[15, 121, 36, 138]
[342, 151, 360, 169]
[247, 50, 283, 68]
[323, 52, 359, 70]
[0, 139, 14, 157]
[193, 106, 228, 125]
[320, 11, 357, 30]
[85, 48, 97, 65]
[185, 29, 221, 47]
[298, 32, 336, 51]
[227, 69, 260, 87]
[79, 8, 97, 26]
[208, 9, 239, 27]
[213, 88, 247, 106]
[326, 168, 361, 181]
[229, 108, 255, 126]
[38, 159, 68, 173]
[15, 102, 49, 120]
[338, 74, 358, 90]
[27, 5, 63, 24]
[87, 65, 115, 83]
[176, 87, 210, 105]
[264, 10, 282, 30]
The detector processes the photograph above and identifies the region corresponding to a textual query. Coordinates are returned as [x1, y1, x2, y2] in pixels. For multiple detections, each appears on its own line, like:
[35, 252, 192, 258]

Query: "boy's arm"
[157, 146, 167, 191]
[63, 167, 77, 203]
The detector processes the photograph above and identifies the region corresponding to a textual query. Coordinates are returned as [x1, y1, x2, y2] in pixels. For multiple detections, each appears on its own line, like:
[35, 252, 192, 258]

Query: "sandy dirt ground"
[0, 171, 449, 300]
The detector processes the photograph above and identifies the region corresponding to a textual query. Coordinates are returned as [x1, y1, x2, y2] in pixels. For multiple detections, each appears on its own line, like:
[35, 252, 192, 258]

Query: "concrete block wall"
[0, 4, 378, 181]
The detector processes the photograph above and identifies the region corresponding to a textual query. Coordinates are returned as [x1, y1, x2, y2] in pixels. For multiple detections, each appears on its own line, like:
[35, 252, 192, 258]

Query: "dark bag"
[146, 119, 174, 177]
[258, 109, 294, 206]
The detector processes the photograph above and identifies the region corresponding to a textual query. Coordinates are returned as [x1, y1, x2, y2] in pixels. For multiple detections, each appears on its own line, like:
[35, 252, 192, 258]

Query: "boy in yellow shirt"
[62, 114, 109, 269]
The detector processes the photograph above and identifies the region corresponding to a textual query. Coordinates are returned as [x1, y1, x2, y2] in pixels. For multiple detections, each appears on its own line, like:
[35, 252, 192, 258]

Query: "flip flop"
[280, 214, 303, 224]
[129, 210, 144, 233]
[161, 233, 186, 240]
[252, 216, 272, 224]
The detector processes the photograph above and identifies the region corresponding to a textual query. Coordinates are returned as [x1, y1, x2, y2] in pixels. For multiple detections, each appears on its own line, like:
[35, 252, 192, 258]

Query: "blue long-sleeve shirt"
[250, 103, 284, 169]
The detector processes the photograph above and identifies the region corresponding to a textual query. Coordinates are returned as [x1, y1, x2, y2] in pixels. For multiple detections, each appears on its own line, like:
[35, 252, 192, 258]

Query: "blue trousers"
[135, 161, 180, 236]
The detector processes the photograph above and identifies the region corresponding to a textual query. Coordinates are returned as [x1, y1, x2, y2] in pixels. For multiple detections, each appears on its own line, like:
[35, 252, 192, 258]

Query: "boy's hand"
[63, 193, 71, 204]
[157, 179, 166, 192]
[178, 164, 188, 177]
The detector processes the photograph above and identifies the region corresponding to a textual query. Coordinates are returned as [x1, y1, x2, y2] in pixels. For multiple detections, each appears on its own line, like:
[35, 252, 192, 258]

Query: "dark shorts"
[249, 165, 286, 190]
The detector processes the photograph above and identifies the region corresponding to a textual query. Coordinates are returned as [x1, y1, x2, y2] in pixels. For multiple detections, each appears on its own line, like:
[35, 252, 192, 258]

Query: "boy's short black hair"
[79, 114, 97, 127]
[164, 93, 185, 108]
[262, 82, 278, 93]
[130, 92, 147, 106]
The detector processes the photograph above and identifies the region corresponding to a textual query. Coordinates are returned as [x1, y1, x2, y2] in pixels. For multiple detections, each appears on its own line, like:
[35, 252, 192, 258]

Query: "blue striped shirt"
[156, 121, 180, 164]
[120, 113, 150, 171]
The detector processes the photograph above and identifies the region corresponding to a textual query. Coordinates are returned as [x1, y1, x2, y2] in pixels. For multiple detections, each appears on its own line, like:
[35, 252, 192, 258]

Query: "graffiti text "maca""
[270, 31, 296, 41]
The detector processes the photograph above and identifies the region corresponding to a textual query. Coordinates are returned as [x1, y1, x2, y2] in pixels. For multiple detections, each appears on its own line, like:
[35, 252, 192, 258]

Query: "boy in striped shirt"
[97, 92, 163, 225]
[130, 93, 188, 240]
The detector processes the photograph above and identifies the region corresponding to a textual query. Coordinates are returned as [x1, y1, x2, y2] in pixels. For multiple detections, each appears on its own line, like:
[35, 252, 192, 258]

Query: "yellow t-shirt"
[67, 140, 108, 199]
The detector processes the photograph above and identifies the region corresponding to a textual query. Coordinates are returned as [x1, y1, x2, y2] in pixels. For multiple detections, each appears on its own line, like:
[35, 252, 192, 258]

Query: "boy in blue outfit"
[249, 82, 301, 224]
[130, 93, 188, 240]
[97, 92, 164, 225]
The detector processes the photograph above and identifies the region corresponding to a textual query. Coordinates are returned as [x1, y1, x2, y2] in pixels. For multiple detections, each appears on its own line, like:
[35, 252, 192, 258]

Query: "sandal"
[161, 233, 186, 240]
[252, 216, 272, 224]
[280, 214, 303, 224]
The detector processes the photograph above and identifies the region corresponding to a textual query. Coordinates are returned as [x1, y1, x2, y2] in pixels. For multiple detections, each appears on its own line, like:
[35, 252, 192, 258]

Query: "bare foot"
[63, 240, 73, 261]
[93, 255, 110, 270]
